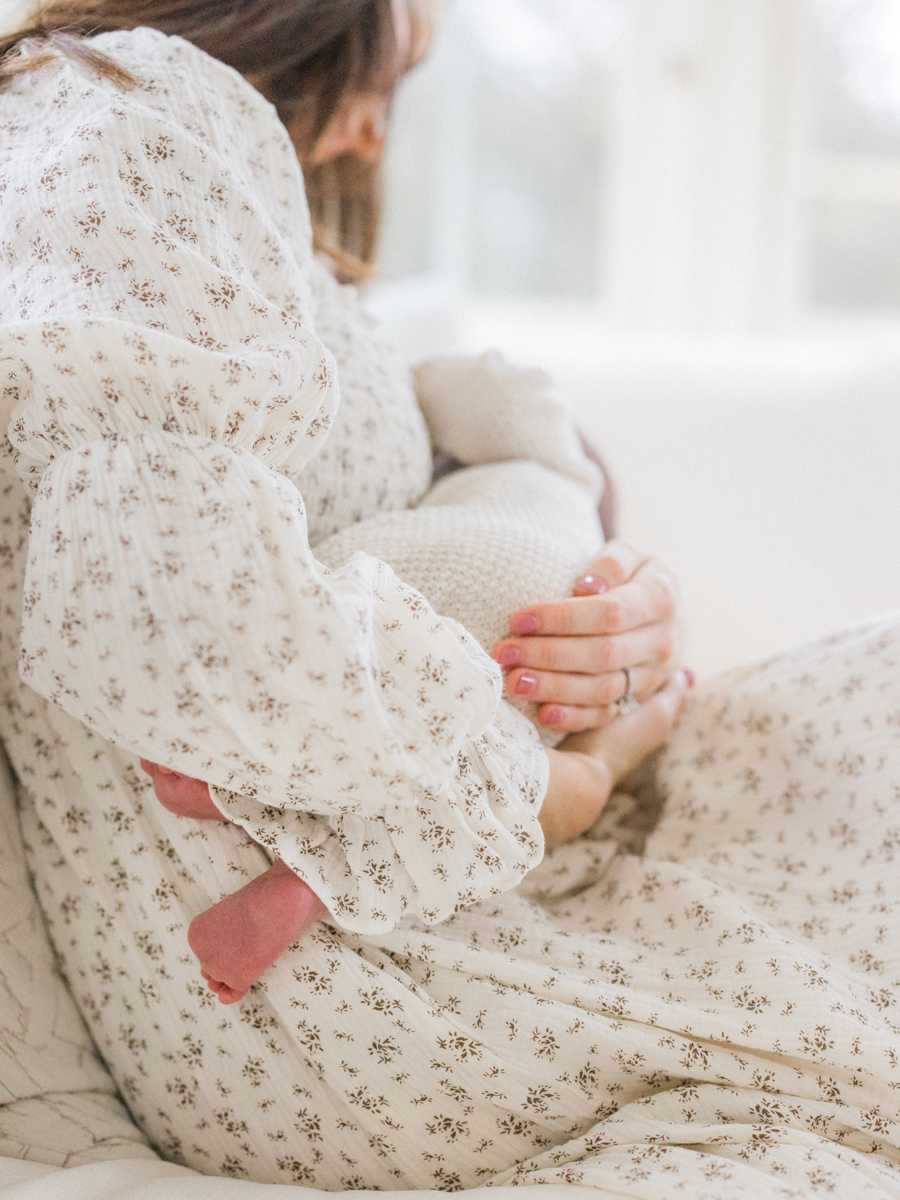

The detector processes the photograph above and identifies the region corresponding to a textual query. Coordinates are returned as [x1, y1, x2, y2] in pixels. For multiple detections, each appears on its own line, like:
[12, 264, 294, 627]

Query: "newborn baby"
[143, 354, 662, 1003]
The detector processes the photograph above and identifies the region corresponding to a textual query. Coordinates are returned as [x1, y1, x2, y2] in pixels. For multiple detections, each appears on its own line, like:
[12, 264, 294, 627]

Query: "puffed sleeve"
[0, 30, 546, 932]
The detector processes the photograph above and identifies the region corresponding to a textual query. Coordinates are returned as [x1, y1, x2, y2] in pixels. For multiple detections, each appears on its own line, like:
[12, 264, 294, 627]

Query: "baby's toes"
[215, 982, 248, 1005]
[199, 969, 224, 993]
[199, 963, 250, 1004]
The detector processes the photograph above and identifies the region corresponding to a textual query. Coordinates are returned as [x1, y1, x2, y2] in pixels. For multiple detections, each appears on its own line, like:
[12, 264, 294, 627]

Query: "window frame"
[376, 0, 900, 336]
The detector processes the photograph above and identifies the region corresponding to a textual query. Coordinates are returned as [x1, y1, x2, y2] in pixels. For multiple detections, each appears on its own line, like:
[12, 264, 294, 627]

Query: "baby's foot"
[140, 760, 228, 822]
[188, 860, 328, 1004]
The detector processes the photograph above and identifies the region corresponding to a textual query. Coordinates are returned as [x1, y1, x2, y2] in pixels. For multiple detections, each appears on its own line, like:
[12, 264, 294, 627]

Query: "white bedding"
[0, 1157, 599, 1199]
[0, 745, 153, 1170]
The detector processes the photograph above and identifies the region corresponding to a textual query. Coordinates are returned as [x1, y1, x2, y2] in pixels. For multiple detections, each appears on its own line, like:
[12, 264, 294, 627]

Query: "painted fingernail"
[542, 707, 564, 726]
[496, 645, 522, 669]
[574, 574, 608, 596]
[684, 668, 696, 688]
[514, 673, 538, 696]
[510, 613, 539, 636]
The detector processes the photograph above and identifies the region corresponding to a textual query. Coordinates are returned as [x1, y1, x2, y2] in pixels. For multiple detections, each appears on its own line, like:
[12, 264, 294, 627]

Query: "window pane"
[468, 0, 611, 297]
[809, 0, 900, 155]
[377, 55, 442, 280]
[808, 200, 900, 307]
[378, 0, 614, 298]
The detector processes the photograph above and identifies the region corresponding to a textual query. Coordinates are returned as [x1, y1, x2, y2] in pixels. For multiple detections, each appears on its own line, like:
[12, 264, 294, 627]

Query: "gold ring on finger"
[615, 666, 639, 715]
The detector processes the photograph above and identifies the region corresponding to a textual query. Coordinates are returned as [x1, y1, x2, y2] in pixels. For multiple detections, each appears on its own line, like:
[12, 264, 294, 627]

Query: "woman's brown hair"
[0, 0, 408, 278]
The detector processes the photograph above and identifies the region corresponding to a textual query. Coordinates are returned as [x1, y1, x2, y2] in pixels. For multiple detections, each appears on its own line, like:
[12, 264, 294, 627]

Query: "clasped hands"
[495, 539, 691, 847]
[492, 538, 687, 731]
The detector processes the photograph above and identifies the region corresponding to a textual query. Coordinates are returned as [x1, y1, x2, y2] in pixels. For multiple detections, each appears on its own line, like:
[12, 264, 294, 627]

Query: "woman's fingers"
[541, 664, 694, 736]
[504, 659, 669, 707]
[497, 538, 686, 736]
[495, 622, 677, 679]
[573, 539, 650, 593]
[508, 560, 678, 639]
[494, 616, 679, 732]
[535, 703, 617, 734]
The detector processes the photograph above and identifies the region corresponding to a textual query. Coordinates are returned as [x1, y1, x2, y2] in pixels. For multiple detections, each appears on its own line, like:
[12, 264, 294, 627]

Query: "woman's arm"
[141, 666, 688, 1003]
[2, 32, 546, 934]
[148, 661, 690, 851]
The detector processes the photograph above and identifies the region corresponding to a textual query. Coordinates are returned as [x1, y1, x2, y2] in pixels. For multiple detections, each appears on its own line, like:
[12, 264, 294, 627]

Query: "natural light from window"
[378, 0, 900, 334]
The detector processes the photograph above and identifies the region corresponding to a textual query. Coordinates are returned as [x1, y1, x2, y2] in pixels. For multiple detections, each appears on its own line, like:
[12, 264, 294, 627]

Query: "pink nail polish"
[543, 707, 563, 726]
[497, 645, 522, 669]
[515, 673, 537, 696]
[510, 613, 539, 636]
[575, 575, 608, 595]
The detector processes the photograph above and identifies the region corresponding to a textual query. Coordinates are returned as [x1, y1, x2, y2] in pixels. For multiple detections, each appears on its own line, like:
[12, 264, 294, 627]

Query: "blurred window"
[807, 0, 900, 310]
[378, 0, 615, 298]
[377, 0, 900, 329]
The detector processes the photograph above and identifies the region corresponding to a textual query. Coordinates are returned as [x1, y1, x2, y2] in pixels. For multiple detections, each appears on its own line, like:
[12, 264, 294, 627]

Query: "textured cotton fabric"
[0, 27, 613, 933]
[0, 746, 155, 1168]
[3, 28, 900, 1200]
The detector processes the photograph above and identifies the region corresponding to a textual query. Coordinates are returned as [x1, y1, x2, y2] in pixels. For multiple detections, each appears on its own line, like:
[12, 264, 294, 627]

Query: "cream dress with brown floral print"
[3, 28, 900, 1200]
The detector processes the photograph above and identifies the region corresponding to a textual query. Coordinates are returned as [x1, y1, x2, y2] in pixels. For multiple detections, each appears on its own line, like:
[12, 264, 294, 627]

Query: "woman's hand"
[492, 540, 687, 734]
[539, 669, 690, 847]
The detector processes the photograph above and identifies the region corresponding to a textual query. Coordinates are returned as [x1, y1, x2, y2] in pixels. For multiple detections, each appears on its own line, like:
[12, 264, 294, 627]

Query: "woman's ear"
[309, 94, 391, 165]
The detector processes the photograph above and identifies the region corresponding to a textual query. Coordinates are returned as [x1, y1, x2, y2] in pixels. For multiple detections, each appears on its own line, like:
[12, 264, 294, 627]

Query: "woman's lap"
[488, 615, 900, 1192]
[10, 604, 900, 1193]
[647, 611, 900, 968]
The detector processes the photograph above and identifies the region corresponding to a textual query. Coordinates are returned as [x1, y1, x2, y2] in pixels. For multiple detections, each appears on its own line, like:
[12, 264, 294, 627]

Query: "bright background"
[370, 0, 900, 676]
[1, 0, 898, 676]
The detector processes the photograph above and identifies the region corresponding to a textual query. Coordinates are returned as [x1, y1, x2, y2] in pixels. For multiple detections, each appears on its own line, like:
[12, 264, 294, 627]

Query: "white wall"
[464, 309, 900, 677]
[604, 0, 809, 334]
[0, 0, 27, 29]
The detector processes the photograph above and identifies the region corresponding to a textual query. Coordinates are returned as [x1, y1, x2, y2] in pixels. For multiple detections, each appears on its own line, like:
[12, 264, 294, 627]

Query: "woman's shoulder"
[0, 26, 310, 247]
[92, 27, 274, 128]
[93, 25, 232, 77]
[104, 29, 294, 180]
[1, 27, 287, 172]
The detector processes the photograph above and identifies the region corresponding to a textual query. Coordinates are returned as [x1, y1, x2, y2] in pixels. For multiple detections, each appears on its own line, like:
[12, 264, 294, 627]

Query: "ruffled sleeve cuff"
[209, 701, 548, 933]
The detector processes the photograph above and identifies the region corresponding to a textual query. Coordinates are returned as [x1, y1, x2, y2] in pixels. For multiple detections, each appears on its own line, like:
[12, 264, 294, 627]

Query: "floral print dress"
[2, 28, 900, 1200]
